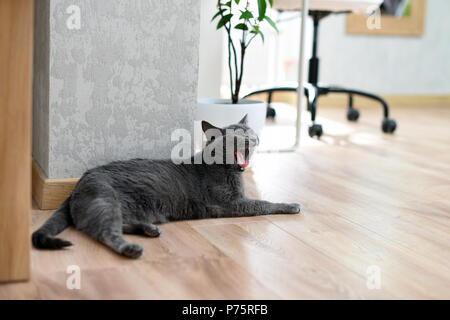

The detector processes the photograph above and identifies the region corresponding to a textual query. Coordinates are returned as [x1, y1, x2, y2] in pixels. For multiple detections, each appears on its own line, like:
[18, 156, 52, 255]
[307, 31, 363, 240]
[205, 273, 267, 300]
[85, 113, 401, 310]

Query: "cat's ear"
[238, 114, 248, 125]
[202, 120, 222, 141]
[201, 120, 220, 133]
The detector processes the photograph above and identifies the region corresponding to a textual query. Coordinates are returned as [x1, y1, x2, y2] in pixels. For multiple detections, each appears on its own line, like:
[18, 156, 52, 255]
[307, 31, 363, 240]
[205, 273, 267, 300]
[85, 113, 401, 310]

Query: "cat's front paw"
[143, 224, 162, 238]
[120, 243, 143, 259]
[283, 203, 302, 214]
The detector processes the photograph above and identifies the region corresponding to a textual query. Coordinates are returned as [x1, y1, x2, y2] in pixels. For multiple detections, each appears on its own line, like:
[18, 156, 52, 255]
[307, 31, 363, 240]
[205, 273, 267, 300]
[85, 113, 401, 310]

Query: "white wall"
[197, 0, 223, 99]
[319, 0, 450, 94]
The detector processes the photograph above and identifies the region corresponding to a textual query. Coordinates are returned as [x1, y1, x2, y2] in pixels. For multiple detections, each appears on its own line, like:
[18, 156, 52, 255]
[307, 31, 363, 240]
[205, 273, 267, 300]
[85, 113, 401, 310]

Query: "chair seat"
[274, 0, 383, 12]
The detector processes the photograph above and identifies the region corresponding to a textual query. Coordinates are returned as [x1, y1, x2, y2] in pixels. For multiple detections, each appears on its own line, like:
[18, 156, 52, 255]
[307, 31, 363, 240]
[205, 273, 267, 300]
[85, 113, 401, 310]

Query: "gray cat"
[32, 116, 301, 258]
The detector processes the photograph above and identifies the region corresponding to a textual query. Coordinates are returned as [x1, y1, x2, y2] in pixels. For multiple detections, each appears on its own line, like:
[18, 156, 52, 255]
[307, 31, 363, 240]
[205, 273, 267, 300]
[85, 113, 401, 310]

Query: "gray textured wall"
[33, 0, 200, 179]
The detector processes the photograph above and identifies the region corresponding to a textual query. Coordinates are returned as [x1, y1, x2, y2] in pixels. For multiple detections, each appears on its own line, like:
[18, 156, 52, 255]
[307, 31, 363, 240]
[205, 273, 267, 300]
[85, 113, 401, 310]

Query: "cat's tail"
[32, 196, 73, 249]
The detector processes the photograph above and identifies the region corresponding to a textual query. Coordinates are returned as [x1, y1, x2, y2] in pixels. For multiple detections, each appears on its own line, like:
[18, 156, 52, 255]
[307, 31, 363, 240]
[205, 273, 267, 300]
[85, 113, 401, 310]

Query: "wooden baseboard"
[32, 160, 79, 210]
[248, 92, 450, 108]
[317, 94, 450, 108]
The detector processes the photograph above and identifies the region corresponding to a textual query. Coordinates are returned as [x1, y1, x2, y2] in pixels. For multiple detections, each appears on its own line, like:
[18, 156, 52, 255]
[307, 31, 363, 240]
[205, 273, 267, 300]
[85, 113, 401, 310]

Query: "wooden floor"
[1, 104, 449, 299]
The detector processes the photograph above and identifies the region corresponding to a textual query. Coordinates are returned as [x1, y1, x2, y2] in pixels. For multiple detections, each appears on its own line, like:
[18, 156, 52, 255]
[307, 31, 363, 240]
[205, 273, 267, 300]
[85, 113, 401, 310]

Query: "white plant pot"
[196, 98, 267, 136]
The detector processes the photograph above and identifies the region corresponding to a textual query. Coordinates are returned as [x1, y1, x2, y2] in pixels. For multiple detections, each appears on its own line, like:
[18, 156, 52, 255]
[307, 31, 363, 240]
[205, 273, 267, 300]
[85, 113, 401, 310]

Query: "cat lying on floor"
[32, 115, 301, 258]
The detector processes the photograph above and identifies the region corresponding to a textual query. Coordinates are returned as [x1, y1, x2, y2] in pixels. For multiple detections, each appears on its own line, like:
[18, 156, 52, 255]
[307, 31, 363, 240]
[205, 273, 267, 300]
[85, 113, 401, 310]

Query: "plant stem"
[218, 0, 252, 104]
[227, 37, 234, 101]
[234, 41, 246, 104]
[230, 38, 239, 103]
[218, 1, 234, 101]
[233, 0, 250, 104]
[246, 33, 257, 47]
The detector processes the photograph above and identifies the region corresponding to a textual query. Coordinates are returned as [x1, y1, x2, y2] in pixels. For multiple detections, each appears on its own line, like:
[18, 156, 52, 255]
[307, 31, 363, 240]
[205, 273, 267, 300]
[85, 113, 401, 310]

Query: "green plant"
[212, 0, 278, 104]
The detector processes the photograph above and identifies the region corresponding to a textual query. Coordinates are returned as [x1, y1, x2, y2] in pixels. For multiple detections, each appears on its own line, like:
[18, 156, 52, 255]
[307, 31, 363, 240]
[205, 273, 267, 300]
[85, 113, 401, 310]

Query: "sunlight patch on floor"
[348, 132, 383, 146]
[257, 103, 378, 151]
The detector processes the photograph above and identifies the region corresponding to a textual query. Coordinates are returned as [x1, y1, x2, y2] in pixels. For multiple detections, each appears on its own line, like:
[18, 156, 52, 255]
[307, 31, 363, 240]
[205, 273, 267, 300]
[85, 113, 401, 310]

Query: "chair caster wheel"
[382, 119, 397, 133]
[308, 124, 323, 138]
[266, 106, 276, 119]
[346, 108, 360, 121]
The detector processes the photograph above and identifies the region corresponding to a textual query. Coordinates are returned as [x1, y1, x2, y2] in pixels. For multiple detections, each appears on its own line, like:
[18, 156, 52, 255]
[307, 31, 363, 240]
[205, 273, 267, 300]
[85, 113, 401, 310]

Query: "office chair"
[244, 0, 397, 138]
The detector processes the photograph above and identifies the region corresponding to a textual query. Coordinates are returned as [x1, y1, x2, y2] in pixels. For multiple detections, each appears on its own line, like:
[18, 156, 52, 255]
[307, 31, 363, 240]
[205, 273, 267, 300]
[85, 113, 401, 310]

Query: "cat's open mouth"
[234, 149, 249, 168]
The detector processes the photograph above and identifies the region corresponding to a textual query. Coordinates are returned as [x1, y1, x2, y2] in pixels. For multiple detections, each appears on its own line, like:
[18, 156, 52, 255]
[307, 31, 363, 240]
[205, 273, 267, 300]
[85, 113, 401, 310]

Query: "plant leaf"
[268, 0, 273, 7]
[239, 10, 253, 20]
[225, 1, 232, 7]
[257, 0, 267, 21]
[264, 16, 278, 33]
[235, 23, 248, 30]
[259, 30, 265, 43]
[234, 0, 240, 4]
[211, 9, 225, 22]
[216, 13, 233, 29]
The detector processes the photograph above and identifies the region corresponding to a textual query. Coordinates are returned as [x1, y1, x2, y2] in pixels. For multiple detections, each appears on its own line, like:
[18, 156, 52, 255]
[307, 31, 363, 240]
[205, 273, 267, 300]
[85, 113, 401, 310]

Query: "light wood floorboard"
[0, 105, 449, 299]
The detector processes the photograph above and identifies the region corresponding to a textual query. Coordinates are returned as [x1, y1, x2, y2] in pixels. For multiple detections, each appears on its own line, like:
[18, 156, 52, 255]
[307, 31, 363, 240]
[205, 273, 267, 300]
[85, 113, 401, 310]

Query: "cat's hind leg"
[122, 222, 162, 238]
[73, 197, 143, 259]
[100, 229, 143, 259]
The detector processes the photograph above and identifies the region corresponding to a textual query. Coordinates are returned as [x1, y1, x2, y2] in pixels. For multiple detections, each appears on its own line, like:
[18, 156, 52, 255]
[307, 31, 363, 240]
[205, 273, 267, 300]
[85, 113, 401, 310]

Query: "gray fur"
[32, 116, 301, 258]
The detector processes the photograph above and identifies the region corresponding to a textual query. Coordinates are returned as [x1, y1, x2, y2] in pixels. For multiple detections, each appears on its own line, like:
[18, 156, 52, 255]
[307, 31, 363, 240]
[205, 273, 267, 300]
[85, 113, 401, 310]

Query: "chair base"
[243, 84, 397, 138]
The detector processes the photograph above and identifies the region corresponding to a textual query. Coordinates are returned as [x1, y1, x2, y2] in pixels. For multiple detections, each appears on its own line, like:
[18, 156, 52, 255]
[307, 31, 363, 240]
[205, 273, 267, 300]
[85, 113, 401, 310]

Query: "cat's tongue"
[235, 151, 248, 168]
